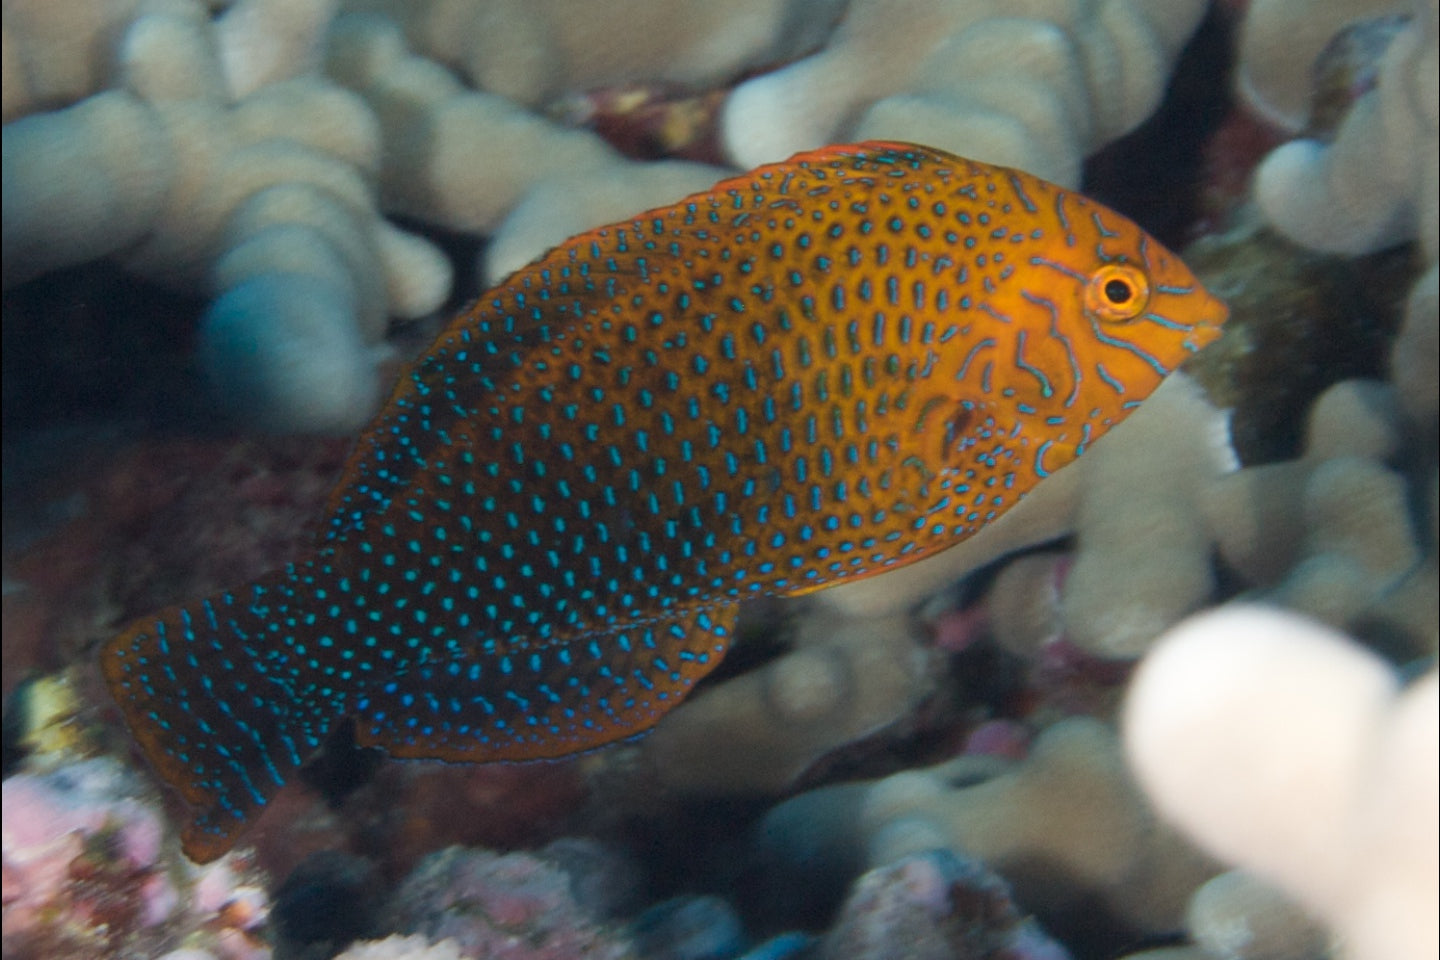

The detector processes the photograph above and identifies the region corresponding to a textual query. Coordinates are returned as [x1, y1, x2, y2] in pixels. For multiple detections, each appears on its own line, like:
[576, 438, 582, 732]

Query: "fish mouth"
[1202, 292, 1231, 328]
[1186, 293, 1231, 350]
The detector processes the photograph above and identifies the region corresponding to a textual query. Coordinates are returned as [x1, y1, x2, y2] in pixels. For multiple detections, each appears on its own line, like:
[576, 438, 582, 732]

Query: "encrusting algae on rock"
[98, 141, 1229, 863]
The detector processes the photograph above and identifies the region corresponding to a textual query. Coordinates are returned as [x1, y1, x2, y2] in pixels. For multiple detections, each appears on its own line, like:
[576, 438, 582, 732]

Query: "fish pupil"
[1104, 278, 1133, 304]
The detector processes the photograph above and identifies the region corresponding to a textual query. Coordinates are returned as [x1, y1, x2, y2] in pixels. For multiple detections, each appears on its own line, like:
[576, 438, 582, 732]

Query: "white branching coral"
[721, 0, 1211, 187]
[1124, 605, 1439, 960]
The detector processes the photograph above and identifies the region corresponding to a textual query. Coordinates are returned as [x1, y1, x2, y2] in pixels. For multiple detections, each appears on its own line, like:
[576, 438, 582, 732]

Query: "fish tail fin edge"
[100, 572, 331, 862]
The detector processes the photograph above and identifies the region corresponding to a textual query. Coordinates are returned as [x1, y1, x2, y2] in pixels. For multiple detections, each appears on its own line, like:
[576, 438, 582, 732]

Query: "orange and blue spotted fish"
[101, 142, 1229, 862]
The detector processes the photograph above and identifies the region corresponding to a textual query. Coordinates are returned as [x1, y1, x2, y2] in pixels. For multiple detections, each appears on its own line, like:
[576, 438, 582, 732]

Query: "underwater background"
[2, 1, 1436, 959]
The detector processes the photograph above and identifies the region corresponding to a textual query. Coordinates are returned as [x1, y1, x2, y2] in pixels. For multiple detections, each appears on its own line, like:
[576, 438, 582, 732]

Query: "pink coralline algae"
[1, 757, 269, 960]
[379, 846, 633, 960]
[820, 849, 1071, 960]
[3, 760, 169, 952]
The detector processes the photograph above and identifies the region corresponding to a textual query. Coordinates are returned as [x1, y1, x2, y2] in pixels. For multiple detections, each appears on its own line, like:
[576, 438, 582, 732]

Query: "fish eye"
[1084, 264, 1150, 324]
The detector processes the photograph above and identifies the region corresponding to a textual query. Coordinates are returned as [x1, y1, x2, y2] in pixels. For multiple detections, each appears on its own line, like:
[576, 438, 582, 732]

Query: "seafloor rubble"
[2, 1, 1436, 960]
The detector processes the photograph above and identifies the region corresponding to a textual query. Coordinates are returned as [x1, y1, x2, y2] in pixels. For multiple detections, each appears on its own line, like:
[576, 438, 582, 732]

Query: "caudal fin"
[100, 567, 336, 862]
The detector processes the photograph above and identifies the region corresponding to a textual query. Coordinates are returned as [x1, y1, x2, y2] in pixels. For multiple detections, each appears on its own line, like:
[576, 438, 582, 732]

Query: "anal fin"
[351, 602, 739, 763]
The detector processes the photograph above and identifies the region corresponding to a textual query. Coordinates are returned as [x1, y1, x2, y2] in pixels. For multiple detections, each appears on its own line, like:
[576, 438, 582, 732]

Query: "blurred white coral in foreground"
[1123, 604, 1439, 960]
